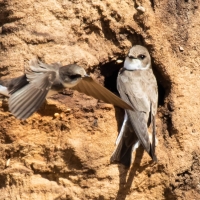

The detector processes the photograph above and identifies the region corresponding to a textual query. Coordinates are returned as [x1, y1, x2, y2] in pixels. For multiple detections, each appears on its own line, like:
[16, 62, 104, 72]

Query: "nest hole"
[100, 58, 168, 108]
[100, 60, 123, 95]
[99, 58, 170, 135]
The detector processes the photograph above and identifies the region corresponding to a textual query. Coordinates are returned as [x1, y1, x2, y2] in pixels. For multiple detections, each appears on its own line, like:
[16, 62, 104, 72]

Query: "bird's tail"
[110, 138, 134, 167]
[110, 122, 139, 167]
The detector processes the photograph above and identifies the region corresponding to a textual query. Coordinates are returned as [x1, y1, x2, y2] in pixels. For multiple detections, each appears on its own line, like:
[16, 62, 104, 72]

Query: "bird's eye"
[138, 54, 146, 60]
[69, 74, 81, 79]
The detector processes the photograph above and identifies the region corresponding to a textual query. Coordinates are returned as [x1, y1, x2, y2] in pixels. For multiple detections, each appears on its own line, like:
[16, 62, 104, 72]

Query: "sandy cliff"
[0, 0, 200, 199]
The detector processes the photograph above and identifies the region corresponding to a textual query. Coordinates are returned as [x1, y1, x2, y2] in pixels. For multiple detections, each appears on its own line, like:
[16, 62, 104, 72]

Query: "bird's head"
[124, 45, 151, 71]
[59, 64, 88, 87]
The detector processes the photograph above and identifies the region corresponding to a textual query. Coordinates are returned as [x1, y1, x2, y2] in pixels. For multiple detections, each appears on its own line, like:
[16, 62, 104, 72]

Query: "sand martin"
[110, 45, 158, 166]
[0, 58, 133, 120]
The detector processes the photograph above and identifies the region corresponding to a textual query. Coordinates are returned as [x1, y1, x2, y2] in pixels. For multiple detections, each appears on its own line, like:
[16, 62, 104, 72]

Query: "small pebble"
[116, 59, 123, 64]
[137, 6, 146, 13]
[66, 108, 71, 112]
[179, 46, 184, 51]
[6, 158, 10, 167]
[54, 113, 60, 118]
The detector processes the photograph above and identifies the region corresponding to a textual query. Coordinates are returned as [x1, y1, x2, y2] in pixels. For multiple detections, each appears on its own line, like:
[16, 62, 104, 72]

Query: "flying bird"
[110, 45, 158, 166]
[0, 58, 133, 120]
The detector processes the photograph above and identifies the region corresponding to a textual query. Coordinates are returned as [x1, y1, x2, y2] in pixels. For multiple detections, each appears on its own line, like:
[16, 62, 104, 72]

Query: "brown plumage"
[0, 58, 133, 120]
[111, 45, 158, 166]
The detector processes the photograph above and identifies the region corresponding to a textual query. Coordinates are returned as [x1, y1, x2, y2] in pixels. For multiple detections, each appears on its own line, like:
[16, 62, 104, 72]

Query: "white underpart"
[130, 140, 141, 163]
[124, 57, 150, 70]
[47, 78, 82, 98]
[132, 140, 141, 152]
[0, 85, 9, 97]
[62, 78, 82, 88]
[137, 6, 146, 13]
[149, 133, 159, 146]
[116, 110, 128, 145]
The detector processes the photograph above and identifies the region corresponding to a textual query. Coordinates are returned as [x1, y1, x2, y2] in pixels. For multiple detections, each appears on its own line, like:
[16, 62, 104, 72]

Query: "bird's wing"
[146, 70, 158, 160]
[117, 70, 157, 160]
[0, 59, 61, 96]
[0, 75, 29, 96]
[71, 76, 133, 110]
[9, 71, 57, 120]
[26, 58, 61, 81]
[151, 114, 157, 161]
[8, 75, 29, 95]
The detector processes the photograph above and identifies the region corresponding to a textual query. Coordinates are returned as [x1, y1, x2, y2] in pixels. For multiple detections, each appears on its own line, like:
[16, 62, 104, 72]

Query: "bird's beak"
[84, 74, 90, 77]
[128, 55, 136, 59]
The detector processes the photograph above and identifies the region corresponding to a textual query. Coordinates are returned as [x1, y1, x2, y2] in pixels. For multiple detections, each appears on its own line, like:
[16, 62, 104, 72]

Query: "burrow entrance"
[99, 58, 168, 108]
[98, 56, 173, 136]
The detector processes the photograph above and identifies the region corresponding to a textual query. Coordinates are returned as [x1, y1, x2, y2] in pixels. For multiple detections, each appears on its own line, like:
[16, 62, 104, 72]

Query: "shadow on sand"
[115, 147, 154, 200]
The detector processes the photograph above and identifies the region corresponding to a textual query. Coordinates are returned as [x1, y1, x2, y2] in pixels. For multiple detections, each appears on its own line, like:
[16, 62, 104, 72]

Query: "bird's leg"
[131, 140, 140, 152]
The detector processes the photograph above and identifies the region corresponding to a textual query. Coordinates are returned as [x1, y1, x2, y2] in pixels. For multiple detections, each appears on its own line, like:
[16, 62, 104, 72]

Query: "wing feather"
[26, 58, 61, 81]
[72, 77, 133, 110]
[8, 75, 29, 95]
[9, 71, 56, 120]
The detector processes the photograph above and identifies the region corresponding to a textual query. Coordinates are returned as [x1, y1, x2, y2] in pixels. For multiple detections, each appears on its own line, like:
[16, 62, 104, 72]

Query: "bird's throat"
[124, 58, 150, 70]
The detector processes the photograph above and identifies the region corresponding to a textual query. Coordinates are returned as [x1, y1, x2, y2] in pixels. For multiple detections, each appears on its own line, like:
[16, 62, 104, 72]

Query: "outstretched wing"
[71, 76, 133, 110]
[26, 58, 61, 81]
[0, 75, 28, 96]
[8, 75, 29, 95]
[9, 71, 56, 120]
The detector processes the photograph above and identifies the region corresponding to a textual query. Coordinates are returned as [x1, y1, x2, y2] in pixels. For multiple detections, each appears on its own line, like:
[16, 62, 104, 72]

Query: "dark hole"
[100, 59, 168, 135]
[100, 60, 123, 95]
[100, 59, 167, 108]
[164, 187, 177, 200]
[151, 64, 168, 107]
[0, 175, 6, 189]
[100, 60, 125, 132]
[149, 0, 155, 10]
[157, 82, 166, 106]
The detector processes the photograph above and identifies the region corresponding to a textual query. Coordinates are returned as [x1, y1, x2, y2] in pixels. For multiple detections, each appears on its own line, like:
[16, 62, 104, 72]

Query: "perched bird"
[0, 58, 133, 120]
[110, 45, 158, 166]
